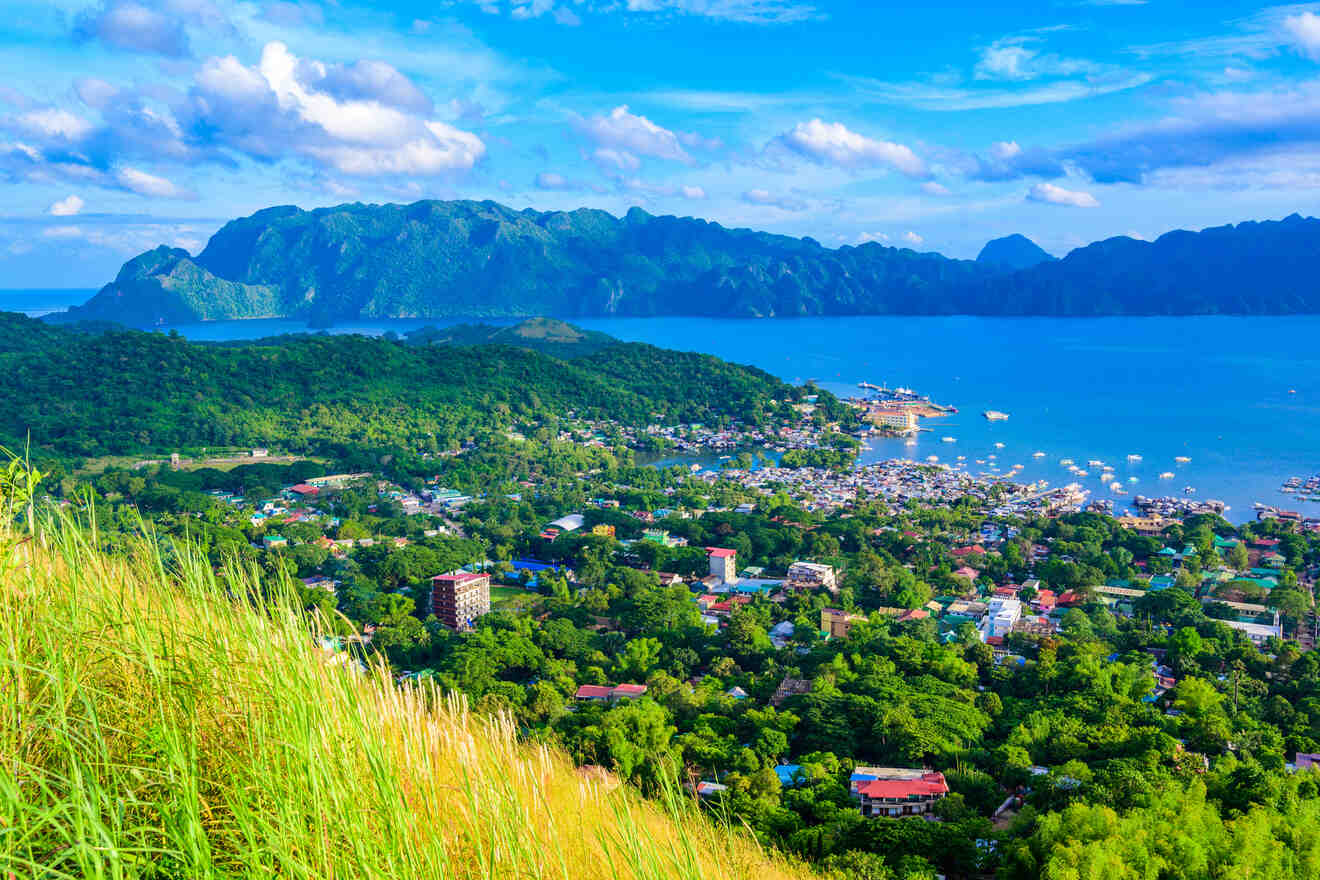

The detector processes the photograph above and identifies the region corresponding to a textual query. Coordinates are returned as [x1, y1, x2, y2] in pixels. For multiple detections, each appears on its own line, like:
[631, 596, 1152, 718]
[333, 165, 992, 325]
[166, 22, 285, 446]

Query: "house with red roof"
[950, 545, 986, 558]
[706, 547, 737, 583]
[896, 608, 929, 623]
[850, 767, 950, 818]
[1033, 589, 1058, 611]
[953, 566, 979, 582]
[574, 683, 649, 702]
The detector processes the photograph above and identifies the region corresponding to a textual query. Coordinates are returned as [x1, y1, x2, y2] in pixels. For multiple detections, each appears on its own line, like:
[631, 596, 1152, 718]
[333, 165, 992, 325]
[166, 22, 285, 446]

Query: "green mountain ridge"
[57, 201, 1320, 325]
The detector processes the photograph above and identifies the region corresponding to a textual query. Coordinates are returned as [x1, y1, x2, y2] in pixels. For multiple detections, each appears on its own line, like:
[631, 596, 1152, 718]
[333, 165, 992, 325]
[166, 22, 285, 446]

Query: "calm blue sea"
[9, 293, 1319, 522]
[0, 289, 94, 317]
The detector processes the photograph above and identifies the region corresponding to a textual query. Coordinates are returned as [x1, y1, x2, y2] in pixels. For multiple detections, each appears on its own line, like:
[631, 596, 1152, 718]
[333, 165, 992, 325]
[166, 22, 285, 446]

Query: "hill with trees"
[58, 202, 1320, 326]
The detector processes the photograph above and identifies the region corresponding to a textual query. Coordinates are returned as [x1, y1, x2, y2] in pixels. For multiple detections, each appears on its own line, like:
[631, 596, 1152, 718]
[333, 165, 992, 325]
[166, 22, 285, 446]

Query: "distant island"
[54, 200, 1320, 326]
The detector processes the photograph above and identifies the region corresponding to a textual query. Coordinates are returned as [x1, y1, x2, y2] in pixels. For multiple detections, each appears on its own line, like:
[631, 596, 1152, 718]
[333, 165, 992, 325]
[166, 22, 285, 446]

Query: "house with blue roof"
[774, 765, 805, 788]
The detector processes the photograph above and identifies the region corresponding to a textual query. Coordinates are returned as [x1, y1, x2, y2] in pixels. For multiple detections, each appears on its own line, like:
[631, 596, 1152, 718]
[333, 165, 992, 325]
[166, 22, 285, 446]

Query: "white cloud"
[902, 231, 924, 245]
[116, 166, 192, 198]
[579, 105, 690, 163]
[535, 171, 584, 190]
[921, 181, 952, 196]
[1027, 182, 1099, 208]
[75, 77, 120, 109]
[592, 147, 641, 171]
[1285, 11, 1320, 61]
[680, 184, 706, 199]
[776, 118, 927, 178]
[42, 225, 84, 239]
[188, 42, 485, 176]
[973, 38, 1102, 82]
[49, 195, 85, 216]
[15, 109, 94, 141]
[990, 140, 1022, 159]
[742, 188, 807, 211]
[857, 231, 889, 244]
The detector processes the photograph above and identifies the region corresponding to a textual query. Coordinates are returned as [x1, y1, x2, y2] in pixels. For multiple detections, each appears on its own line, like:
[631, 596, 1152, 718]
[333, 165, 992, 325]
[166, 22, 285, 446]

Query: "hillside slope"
[0, 515, 818, 880]
[59, 203, 1320, 324]
[61, 199, 996, 324]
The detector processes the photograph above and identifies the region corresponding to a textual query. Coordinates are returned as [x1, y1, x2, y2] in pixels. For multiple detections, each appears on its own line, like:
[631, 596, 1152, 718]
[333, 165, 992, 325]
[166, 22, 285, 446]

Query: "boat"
[1184, 486, 1196, 495]
[905, 437, 917, 446]
[1159, 472, 1175, 479]
[1110, 482, 1124, 492]
[1129, 476, 1139, 483]
[1127, 454, 1143, 461]
[1060, 458, 1074, 466]
[1033, 451, 1046, 458]
[1088, 460, 1104, 467]
[942, 436, 956, 443]
[1175, 456, 1191, 463]
[1077, 469, 1089, 477]
[926, 455, 939, 463]
[983, 410, 1010, 420]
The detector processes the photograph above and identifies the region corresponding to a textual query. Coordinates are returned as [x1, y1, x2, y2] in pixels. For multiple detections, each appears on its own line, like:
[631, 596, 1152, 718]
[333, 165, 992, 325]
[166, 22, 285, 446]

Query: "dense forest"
[0, 313, 814, 459]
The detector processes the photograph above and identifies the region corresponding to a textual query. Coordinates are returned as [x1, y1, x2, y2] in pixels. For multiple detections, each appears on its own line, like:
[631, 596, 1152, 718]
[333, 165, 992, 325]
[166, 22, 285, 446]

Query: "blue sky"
[5, 0, 1320, 286]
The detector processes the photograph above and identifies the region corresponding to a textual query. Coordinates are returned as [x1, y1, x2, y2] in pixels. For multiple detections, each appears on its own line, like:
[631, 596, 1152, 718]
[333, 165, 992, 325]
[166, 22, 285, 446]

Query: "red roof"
[433, 572, 487, 586]
[611, 684, 648, 698]
[575, 685, 613, 699]
[857, 772, 949, 800]
[898, 609, 929, 622]
[1057, 590, 1082, 605]
[290, 483, 319, 496]
[951, 545, 986, 557]
[706, 547, 737, 558]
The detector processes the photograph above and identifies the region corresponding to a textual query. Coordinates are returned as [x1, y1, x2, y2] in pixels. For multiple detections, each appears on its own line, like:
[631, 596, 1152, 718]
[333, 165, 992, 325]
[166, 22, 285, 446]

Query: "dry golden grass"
[0, 517, 818, 880]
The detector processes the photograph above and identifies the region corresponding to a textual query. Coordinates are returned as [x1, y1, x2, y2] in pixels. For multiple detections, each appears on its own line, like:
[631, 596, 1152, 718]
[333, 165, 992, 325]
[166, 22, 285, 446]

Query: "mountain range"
[55, 200, 1320, 325]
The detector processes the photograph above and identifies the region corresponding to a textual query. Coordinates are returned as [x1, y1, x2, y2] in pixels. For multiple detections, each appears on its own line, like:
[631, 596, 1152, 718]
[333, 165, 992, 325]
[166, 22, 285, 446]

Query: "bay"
[0, 289, 94, 317]
[18, 298, 1320, 523]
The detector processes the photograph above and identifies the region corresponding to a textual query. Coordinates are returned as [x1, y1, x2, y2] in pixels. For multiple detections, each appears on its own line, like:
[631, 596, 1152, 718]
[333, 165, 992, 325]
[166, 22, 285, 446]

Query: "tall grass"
[0, 513, 817, 880]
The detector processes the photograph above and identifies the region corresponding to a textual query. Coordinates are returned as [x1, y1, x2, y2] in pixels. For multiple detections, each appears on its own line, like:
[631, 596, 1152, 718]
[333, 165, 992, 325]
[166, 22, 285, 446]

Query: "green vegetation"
[63, 201, 1320, 327]
[0, 506, 819, 880]
[0, 312, 811, 459]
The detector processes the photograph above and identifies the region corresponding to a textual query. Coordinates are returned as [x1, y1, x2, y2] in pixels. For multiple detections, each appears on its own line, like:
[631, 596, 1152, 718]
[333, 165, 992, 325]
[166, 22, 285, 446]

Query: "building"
[431, 572, 491, 630]
[868, 408, 919, 431]
[1221, 612, 1283, 647]
[980, 596, 1022, 641]
[573, 683, 649, 702]
[787, 561, 838, 593]
[1118, 514, 1172, 537]
[850, 767, 949, 818]
[821, 607, 869, 639]
[707, 547, 737, 583]
[591, 523, 616, 538]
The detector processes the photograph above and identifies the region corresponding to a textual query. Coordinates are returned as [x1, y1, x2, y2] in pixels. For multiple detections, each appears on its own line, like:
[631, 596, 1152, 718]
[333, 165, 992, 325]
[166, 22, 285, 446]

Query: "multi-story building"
[821, 607, 869, 639]
[979, 596, 1022, 641]
[787, 561, 837, 592]
[431, 572, 491, 631]
[706, 547, 737, 583]
[850, 767, 949, 818]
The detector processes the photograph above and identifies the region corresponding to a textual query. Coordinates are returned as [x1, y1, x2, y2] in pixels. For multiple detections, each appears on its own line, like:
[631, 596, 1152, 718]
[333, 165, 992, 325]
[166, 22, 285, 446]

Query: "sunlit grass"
[0, 513, 817, 879]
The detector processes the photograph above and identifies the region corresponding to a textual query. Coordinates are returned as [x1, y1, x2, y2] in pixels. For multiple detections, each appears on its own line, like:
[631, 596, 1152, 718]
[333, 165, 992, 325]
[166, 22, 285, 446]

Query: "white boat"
[994, 442, 1006, 449]
[983, 410, 1010, 420]
[1033, 451, 1046, 458]
[1127, 454, 1143, 461]
[1159, 471, 1175, 479]
[1088, 460, 1104, 467]
[926, 455, 940, 463]
[942, 436, 956, 443]
[1175, 456, 1191, 463]
[905, 438, 917, 446]
[1129, 476, 1139, 483]
[1060, 458, 1074, 466]
[1077, 469, 1089, 477]
[1110, 482, 1124, 492]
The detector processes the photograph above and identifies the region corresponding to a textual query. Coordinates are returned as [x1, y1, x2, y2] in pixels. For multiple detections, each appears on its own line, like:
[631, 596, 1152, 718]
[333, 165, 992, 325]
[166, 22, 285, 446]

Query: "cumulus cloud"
[592, 148, 641, 171]
[184, 42, 485, 175]
[48, 195, 85, 216]
[680, 184, 706, 199]
[1027, 182, 1099, 208]
[742, 188, 807, 211]
[902, 231, 924, 245]
[857, 231, 889, 244]
[1285, 12, 1320, 60]
[578, 105, 690, 167]
[774, 119, 927, 178]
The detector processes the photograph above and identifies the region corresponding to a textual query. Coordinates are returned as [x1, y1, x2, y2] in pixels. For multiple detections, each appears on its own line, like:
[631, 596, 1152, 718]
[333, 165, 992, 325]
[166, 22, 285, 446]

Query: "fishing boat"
[1088, 460, 1104, 467]
[983, 410, 1010, 420]
[1127, 454, 1143, 462]
[994, 442, 1006, 449]
[1159, 471, 1175, 479]
[1175, 456, 1191, 463]
[1110, 482, 1124, 492]
[926, 455, 939, 463]
[1060, 458, 1074, 466]
[942, 436, 956, 443]
[1033, 451, 1046, 458]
